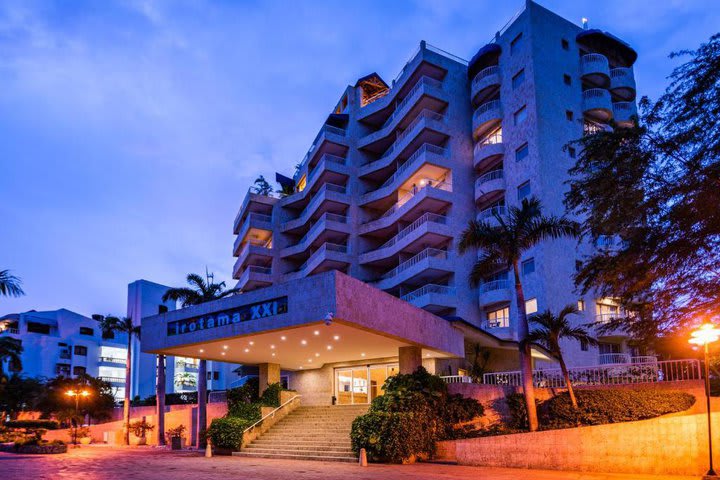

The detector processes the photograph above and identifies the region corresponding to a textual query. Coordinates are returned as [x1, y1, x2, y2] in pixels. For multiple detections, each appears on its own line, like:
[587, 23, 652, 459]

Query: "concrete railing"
[380, 247, 448, 280]
[241, 394, 302, 449]
[440, 375, 474, 384]
[378, 212, 447, 250]
[401, 283, 456, 302]
[477, 205, 507, 223]
[479, 279, 510, 293]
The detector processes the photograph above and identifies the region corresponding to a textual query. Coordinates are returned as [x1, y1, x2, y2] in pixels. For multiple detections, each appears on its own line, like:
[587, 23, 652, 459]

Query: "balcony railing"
[476, 128, 503, 148]
[401, 284, 456, 302]
[365, 110, 446, 168]
[237, 240, 272, 260]
[99, 376, 126, 384]
[477, 205, 507, 222]
[380, 248, 448, 280]
[380, 77, 443, 129]
[297, 242, 348, 272]
[377, 212, 447, 251]
[299, 124, 348, 171]
[595, 312, 620, 323]
[99, 357, 126, 364]
[472, 65, 500, 88]
[378, 144, 448, 190]
[283, 183, 347, 231]
[485, 317, 510, 329]
[293, 212, 348, 247]
[476, 169, 504, 186]
[582, 88, 609, 101]
[479, 279, 510, 293]
[473, 99, 502, 121]
[378, 180, 452, 220]
[0, 328, 19, 334]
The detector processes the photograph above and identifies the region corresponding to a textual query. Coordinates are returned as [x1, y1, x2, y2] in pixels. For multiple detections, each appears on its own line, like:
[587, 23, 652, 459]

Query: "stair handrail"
[242, 394, 302, 434]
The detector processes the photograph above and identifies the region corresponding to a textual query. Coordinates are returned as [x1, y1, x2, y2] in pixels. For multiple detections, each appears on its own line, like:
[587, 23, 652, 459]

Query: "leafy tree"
[162, 272, 239, 448]
[0, 337, 23, 379]
[0, 374, 43, 420]
[252, 175, 273, 196]
[527, 305, 598, 409]
[458, 197, 579, 431]
[565, 33, 720, 343]
[97, 316, 140, 445]
[0, 270, 24, 297]
[36, 374, 115, 425]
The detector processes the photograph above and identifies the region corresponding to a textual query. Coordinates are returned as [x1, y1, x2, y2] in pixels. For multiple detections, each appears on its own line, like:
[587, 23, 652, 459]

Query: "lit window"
[487, 306, 510, 328]
[515, 143, 529, 162]
[517, 181, 531, 201]
[514, 106, 527, 125]
[511, 33, 523, 55]
[512, 69, 525, 89]
[521, 258, 535, 276]
[578, 299, 586, 311]
[525, 298, 538, 314]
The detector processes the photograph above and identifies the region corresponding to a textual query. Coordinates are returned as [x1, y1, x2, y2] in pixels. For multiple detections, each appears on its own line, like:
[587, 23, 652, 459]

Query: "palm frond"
[469, 254, 507, 286]
[457, 220, 505, 254]
[0, 270, 25, 298]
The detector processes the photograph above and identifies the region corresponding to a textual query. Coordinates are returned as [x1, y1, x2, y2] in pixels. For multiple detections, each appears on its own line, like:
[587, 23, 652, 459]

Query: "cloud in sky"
[1, 0, 719, 316]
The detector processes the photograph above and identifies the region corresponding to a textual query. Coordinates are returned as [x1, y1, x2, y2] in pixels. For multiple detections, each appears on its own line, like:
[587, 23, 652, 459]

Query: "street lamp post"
[66, 389, 90, 445]
[690, 323, 720, 479]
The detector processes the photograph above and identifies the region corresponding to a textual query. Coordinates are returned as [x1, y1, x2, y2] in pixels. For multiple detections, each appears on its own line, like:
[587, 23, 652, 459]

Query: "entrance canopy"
[141, 271, 465, 371]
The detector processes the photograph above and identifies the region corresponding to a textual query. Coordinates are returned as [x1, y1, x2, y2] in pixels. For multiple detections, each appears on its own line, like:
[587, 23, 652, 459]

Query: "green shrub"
[206, 417, 254, 451]
[227, 401, 261, 421]
[505, 393, 537, 430]
[259, 383, 282, 407]
[351, 412, 432, 463]
[4, 420, 59, 430]
[128, 419, 154, 438]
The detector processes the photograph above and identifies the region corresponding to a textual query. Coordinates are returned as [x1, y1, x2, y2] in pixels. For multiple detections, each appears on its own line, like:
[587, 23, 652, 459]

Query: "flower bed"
[0, 442, 67, 454]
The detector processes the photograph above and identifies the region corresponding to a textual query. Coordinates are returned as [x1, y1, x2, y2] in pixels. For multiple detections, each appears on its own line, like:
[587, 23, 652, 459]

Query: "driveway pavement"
[0, 445, 699, 480]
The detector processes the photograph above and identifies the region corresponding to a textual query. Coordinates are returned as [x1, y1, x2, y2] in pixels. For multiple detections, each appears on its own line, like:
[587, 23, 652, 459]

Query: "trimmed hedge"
[4, 420, 59, 430]
[206, 417, 254, 451]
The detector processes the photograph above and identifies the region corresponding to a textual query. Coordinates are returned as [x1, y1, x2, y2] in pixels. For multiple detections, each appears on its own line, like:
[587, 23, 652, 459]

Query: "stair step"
[253, 440, 352, 447]
[233, 451, 357, 463]
[245, 447, 354, 455]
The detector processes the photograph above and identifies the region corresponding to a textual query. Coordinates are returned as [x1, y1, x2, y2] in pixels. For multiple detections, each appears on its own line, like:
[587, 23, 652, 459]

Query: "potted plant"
[166, 425, 186, 450]
[77, 427, 92, 445]
[129, 419, 154, 446]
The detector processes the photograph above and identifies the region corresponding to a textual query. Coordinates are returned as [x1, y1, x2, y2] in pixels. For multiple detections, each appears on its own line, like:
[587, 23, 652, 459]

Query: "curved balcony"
[232, 242, 272, 279]
[233, 213, 273, 256]
[471, 66, 501, 106]
[473, 133, 504, 171]
[475, 170, 505, 205]
[280, 184, 349, 234]
[279, 155, 349, 209]
[582, 88, 613, 122]
[280, 213, 350, 258]
[580, 53, 610, 88]
[300, 124, 349, 172]
[373, 248, 452, 291]
[359, 111, 449, 181]
[610, 67, 636, 101]
[472, 100, 502, 139]
[359, 213, 452, 265]
[479, 279, 512, 306]
[236, 265, 272, 292]
[233, 189, 277, 234]
[476, 205, 507, 226]
[612, 102, 637, 127]
[401, 284, 456, 314]
[283, 243, 350, 281]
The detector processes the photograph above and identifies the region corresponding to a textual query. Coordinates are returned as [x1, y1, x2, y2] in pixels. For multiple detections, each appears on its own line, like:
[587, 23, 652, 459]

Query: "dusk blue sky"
[1, 0, 719, 317]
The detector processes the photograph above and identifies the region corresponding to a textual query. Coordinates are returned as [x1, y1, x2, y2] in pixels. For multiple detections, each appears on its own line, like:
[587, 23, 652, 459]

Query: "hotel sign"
[167, 296, 288, 336]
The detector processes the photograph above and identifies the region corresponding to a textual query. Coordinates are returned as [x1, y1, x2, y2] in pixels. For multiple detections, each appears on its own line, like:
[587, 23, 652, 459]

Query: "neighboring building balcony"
[580, 53, 610, 88]
[400, 284, 456, 314]
[98, 356, 126, 367]
[473, 130, 504, 171]
[472, 99, 502, 139]
[582, 88, 613, 122]
[360, 144, 450, 207]
[176, 361, 199, 371]
[236, 265, 273, 292]
[470, 66, 501, 106]
[610, 67, 636, 101]
[479, 279, 512, 306]
[484, 316, 510, 330]
[374, 248, 452, 291]
[612, 102, 637, 127]
[474, 170, 505, 205]
[598, 354, 657, 365]
[281, 213, 350, 259]
[358, 77, 446, 151]
[280, 155, 349, 209]
[360, 181, 453, 236]
[476, 205, 508, 226]
[359, 111, 449, 181]
[283, 243, 350, 281]
[233, 213, 273, 256]
[99, 376, 125, 386]
[280, 183, 349, 234]
[301, 124, 349, 172]
[0, 327, 19, 335]
[359, 213, 452, 265]
[233, 189, 277, 235]
[595, 312, 621, 323]
[232, 242, 272, 279]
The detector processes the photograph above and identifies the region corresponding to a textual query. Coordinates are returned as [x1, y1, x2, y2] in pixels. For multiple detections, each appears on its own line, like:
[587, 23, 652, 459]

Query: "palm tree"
[0, 337, 23, 379]
[0, 270, 24, 297]
[527, 305, 598, 409]
[162, 272, 239, 448]
[98, 316, 140, 446]
[458, 197, 579, 431]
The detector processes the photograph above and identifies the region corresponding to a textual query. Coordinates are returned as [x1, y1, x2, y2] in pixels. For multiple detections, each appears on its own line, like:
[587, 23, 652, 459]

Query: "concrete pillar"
[399, 346, 422, 374]
[258, 363, 281, 395]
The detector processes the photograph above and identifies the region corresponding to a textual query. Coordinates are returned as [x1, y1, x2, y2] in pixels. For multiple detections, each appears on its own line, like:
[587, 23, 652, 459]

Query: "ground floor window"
[335, 363, 398, 405]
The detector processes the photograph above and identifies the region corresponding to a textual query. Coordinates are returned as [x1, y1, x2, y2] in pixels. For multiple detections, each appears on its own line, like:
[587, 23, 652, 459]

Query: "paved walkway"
[0, 446, 699, 480]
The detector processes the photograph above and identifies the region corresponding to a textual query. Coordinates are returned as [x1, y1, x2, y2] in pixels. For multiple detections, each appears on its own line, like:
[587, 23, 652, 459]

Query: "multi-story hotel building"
[229, 1, 639, 369]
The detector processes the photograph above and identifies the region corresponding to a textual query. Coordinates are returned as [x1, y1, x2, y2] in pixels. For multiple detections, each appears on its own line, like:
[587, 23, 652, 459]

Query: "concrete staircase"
[233, 404, 368, 462]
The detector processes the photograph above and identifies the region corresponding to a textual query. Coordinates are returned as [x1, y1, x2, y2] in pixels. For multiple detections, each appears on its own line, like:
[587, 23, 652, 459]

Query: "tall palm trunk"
[558, 353, 578, 408]
[123, 334, 132, 445]
[513, 260, 539, 432]
[197, 359, 207, 448]
[156, 354, 166, 446]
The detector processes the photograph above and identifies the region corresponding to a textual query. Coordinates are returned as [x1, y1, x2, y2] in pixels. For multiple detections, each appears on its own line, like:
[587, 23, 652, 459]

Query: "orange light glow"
[689, 323, 720, 346]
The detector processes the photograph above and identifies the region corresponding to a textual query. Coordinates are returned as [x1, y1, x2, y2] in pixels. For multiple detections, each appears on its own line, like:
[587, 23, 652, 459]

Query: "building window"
[580, 340, 589, 351]
[510, 33, 523, 55]
[512, 69, 525, 89]
[568, 146, 577, 158]
[74, 345, 88, 356]
[487, 306, 510, 328]
[578, 299, 586, 311]
[522, 258, 535, 276]
[207, 371, 220, 381]
[561, 38, 569, 50]
[525, 298, 538, 314]
[56, 363, 71, 376]
[27, 322, 50, 335]
[515, 143, 529, 162]
[566, 110, 574, 121]
[563, 74, 572, 85]
[514, 105, 527, 125]
[79, 327, 94, 336]
[73, 366, 86, 376]
[517, 181, 531, 201]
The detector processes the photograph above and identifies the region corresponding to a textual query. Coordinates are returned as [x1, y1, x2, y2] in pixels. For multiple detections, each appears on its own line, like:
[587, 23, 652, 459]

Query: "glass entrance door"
[335, 364, 398, 405]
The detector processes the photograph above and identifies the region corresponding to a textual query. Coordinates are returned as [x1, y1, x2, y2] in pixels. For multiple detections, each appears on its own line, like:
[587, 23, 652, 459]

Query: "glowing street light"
[66, 389, 91, 445]
[690, 323, 720, 479]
